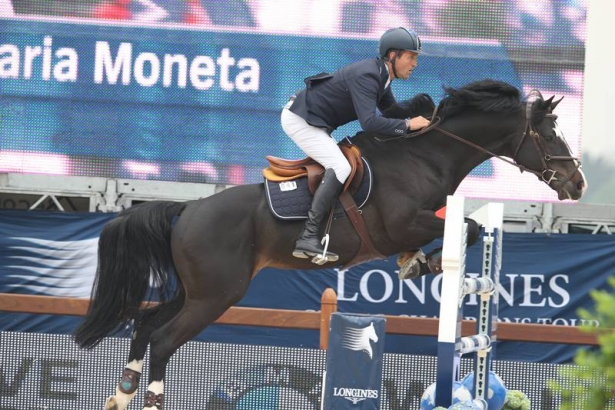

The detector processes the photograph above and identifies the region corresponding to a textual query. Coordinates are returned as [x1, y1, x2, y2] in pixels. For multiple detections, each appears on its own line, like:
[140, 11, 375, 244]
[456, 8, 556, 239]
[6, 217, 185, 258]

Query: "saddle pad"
[265, 158, 373, 220]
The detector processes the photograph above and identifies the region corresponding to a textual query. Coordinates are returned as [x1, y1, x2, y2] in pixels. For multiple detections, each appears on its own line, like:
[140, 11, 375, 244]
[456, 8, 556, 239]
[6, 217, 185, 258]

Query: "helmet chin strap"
[389, 50, 401, 79]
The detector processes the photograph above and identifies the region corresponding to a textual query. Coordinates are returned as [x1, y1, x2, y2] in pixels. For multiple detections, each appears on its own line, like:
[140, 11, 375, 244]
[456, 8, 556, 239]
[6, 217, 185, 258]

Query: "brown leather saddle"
[262, 142, 384, 267]
[263, 142, 364, 195]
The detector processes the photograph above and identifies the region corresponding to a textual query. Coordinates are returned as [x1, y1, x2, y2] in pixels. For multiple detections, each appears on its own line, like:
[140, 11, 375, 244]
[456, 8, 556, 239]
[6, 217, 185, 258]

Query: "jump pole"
[434, 195, 503, 408]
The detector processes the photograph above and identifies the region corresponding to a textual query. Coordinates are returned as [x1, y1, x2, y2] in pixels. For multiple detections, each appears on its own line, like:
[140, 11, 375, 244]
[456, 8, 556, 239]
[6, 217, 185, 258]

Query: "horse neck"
[352, 111, 521, 190]
[437, 112, 522, 187]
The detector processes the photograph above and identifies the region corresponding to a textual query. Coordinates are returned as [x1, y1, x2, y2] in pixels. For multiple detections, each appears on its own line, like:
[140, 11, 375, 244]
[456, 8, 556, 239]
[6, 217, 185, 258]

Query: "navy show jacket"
[288, 58, 408, 137]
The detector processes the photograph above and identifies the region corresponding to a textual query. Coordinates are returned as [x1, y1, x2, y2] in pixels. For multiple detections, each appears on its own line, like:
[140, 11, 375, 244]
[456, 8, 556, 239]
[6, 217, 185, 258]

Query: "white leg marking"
[147, 380, 164, 396]
[142, 381, 165, 410]
[126, 359, 144, 373]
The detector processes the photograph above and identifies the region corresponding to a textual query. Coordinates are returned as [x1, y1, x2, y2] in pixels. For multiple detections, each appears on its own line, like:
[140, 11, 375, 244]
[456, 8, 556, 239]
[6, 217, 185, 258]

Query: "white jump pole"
[434, 195, 503, 408]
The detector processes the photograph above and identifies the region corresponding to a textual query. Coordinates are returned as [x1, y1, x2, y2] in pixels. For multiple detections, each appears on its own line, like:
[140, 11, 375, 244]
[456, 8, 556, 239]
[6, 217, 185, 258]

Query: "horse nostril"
[577, 180, 585, 191]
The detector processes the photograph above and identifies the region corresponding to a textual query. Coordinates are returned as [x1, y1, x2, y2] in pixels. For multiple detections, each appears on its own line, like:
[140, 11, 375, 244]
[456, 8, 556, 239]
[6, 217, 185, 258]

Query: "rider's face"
[391, 51, 419, 80]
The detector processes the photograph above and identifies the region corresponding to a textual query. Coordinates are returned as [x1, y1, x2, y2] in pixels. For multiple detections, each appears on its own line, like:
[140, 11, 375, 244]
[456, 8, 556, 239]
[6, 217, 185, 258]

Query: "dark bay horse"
[74, 80, 586, 409]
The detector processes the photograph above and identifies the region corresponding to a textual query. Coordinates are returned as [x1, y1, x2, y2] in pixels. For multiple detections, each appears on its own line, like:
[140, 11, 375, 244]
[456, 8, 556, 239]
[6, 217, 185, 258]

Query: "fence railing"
[0, 289, 599, 348]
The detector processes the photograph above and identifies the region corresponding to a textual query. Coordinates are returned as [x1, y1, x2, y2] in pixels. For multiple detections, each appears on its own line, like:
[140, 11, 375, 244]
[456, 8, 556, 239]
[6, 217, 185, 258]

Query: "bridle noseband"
[510, 90, 581, 191]
[376, 90, 581, 192]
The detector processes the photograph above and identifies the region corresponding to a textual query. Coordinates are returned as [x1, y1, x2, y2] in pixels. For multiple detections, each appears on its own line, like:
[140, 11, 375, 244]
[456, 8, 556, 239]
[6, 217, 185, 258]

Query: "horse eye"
[544, 134, 554, 142]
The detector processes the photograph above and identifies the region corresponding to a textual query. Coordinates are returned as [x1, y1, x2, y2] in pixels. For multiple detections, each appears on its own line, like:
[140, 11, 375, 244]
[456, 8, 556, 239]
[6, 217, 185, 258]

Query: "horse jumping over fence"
[74, 79, 586, 410]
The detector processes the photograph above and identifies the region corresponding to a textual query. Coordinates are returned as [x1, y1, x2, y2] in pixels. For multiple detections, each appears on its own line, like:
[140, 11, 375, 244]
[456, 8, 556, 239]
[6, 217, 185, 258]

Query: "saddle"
[263, 142, 364, 195]
[262, 142, 384, 267]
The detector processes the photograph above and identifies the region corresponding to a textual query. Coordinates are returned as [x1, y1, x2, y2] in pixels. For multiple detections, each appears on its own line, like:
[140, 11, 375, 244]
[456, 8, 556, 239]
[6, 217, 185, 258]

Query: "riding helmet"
[378, 27, 422, 58]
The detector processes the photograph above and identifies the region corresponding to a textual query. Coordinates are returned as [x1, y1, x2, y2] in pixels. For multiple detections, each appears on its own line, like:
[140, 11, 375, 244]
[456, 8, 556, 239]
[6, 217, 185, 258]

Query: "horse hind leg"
[104, 292, 185, 410]
[141, 296, 239, 410]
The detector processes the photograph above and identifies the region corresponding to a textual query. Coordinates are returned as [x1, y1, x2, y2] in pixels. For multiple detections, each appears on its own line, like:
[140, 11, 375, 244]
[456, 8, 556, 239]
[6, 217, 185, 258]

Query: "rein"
[375, 100, 581, 191]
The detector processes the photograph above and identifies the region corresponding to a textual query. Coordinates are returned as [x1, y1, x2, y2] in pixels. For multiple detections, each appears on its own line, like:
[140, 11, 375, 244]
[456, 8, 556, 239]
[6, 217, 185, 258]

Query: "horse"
[74, 79, 586, 409]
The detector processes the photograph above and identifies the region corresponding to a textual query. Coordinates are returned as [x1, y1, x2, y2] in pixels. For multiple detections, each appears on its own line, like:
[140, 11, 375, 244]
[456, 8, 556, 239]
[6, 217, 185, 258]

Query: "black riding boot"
[293, 169, 343, 261]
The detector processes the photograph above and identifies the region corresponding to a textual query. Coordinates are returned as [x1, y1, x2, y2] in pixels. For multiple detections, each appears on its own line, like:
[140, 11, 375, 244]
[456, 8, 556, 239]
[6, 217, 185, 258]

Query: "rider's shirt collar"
[383, 63, 391, 89]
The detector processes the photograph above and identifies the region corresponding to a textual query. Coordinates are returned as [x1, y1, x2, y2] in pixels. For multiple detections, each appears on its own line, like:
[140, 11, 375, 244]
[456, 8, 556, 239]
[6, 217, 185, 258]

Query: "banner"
[322, 313, 386, 409]
[0, 210, 114, 334]
[0, 209, 613, 364]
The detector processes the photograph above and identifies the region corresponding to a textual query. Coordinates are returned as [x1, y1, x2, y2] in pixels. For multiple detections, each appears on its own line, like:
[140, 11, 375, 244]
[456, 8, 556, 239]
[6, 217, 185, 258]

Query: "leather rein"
[375, 99, 581, 192]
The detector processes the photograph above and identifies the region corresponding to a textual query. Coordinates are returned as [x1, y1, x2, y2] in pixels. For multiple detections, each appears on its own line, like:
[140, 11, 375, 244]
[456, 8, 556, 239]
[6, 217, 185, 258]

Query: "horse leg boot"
[293, 168, 343, 262]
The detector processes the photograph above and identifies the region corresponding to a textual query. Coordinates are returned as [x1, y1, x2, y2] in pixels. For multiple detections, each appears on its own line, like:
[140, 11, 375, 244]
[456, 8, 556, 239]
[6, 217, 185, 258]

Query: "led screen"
[0, 1, 586, 201]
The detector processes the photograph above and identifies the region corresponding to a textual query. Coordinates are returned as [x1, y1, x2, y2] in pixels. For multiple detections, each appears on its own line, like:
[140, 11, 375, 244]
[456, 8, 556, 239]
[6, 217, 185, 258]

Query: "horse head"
[512, 91, 587, 200]
[383, 82, 587, 202]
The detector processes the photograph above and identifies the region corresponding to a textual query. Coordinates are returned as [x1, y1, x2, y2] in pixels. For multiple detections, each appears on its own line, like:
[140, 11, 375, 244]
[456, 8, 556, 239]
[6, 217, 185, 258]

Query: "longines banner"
[322, 313, 386, 409]
[0, 209, 614, 364]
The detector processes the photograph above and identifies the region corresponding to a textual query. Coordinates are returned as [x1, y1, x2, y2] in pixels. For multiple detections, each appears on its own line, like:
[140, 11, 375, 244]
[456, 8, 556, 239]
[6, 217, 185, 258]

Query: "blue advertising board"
[322, 313, 386, 409]
[0, 209, 612, 364]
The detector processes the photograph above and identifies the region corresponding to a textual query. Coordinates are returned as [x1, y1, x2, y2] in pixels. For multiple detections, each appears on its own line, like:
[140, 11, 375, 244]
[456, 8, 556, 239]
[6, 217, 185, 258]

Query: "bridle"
[375, 90, 581, 191]
[510, 90, 581, 191]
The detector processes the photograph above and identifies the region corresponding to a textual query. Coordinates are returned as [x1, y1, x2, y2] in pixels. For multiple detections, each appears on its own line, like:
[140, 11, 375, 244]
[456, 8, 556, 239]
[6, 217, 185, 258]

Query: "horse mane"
[437, 79, 524, 121]
[381, 79, 523, 124]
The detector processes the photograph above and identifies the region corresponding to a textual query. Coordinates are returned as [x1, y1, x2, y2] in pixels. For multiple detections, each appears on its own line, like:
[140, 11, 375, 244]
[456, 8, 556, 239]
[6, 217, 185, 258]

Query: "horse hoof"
[105, 392, 135, 410]
[144, 390, 164, 409]
[427, 257, 442, 274]
[426, 249, 443, 274]
[398, 250, 427, 280]
[105, 397, 120, 410]
[398, 259, 421, 279]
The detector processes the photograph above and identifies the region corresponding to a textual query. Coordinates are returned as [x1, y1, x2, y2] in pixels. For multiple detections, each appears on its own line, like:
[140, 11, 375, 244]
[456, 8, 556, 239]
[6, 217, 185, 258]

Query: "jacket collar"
[377, 58, 391, 88]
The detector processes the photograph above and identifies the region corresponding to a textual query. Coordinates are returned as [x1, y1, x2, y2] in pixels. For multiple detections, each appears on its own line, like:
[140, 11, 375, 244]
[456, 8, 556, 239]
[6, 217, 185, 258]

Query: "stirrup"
[292, 250, 339, 264]
[293, 234, 339, 264]
[310, 234, 339, 265]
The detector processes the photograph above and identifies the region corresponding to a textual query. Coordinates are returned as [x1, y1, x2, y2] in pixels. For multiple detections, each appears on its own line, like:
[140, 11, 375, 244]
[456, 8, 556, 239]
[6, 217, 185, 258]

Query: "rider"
[281, 27, 430, 262]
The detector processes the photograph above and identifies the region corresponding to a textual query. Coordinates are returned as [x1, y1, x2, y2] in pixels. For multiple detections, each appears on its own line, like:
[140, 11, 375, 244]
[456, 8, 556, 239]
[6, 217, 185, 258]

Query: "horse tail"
[74, 201, 187, 349]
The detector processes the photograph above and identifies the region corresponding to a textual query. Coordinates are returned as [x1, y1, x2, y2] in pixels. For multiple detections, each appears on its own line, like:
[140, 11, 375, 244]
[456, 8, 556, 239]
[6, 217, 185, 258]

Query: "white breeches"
[281, 102, 351, 184]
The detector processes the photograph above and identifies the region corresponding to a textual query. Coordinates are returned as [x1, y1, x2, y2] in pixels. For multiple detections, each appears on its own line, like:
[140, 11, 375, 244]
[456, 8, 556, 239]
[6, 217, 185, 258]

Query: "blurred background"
[1, 0, 612, 204]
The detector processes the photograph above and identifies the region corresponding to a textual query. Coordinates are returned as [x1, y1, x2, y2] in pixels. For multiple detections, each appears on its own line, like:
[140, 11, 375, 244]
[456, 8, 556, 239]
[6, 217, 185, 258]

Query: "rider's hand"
[406, 116, 430, 131]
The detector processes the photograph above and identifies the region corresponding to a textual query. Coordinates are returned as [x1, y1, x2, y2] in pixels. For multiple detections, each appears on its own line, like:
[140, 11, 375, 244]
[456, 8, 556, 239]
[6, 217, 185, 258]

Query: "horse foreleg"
[397, 249, 430, 279]
[397, 247, 444, 280]
[394, 209, 447, 280]
[397, 216, 481, 280]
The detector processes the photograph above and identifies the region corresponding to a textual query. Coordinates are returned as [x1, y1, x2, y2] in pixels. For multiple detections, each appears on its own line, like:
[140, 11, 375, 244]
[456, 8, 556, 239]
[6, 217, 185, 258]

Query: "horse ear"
[533, 96, 553, 111]
[551, 96, 564, 111]
[531, 96, 551, 122]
